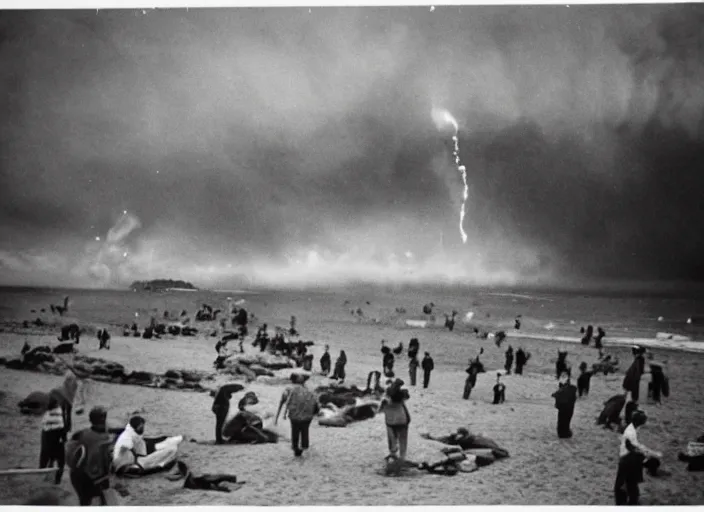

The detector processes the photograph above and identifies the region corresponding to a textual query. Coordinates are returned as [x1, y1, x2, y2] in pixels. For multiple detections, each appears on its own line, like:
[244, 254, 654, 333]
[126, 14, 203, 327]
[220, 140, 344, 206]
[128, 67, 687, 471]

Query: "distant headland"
[129, 279, 198, 292]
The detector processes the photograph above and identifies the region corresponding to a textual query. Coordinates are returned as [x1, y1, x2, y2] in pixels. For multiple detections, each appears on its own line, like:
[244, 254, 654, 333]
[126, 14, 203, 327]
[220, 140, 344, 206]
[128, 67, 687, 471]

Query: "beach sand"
[0, 287, 703, 505]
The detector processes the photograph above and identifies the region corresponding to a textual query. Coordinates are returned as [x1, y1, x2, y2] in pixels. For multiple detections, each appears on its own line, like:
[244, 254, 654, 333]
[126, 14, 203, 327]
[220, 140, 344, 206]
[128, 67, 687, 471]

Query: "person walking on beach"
[320, 345, 331, 376]
[504, 346, 514, 374]
[39, 396, 66, 485]
[379, 378, 411, 473]
[614, 410, 663, 505]
[212, 383, 244, 444]
[65, 406, 114, 506]
[421, 352, 434, 389]
[552, 374, 578, 438]
[408, 354, 419, 386]
[275, 374, 320, 457]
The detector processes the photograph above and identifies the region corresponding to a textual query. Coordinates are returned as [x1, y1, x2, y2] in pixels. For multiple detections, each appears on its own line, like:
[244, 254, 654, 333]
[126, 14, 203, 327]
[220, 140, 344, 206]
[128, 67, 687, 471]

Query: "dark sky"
[1, 6, 703, 289]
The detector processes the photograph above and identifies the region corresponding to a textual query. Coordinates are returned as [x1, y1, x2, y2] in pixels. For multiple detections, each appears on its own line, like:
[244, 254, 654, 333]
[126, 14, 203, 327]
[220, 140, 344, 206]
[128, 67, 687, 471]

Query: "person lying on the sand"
[221, 392, 278, 444]
[112, 416, 181, 476]
[420, 427, 510, 459]
[318, 398, 380, 427]
[166, 460, 244, 493]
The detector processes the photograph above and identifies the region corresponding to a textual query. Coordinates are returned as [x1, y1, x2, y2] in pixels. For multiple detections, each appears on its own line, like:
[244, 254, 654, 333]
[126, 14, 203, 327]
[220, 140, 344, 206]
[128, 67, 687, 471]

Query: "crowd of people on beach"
[14, 297, 694, 507]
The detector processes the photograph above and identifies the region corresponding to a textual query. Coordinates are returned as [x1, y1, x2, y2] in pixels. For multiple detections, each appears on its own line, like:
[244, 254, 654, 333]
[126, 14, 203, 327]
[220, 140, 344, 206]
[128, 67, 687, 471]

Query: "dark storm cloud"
[0, 6, 703, 288]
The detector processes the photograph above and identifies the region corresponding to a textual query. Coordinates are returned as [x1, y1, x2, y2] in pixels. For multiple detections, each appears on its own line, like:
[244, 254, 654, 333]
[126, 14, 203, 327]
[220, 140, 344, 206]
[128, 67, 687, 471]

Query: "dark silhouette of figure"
[421, 352, 434, 389]
[504, 346, 514, 374]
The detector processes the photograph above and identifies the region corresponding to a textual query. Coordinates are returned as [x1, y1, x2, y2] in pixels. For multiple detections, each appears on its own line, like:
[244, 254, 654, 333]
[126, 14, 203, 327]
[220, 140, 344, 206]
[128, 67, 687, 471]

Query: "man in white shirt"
[113, 416, 181, 475]
[614, 410, 662, 505]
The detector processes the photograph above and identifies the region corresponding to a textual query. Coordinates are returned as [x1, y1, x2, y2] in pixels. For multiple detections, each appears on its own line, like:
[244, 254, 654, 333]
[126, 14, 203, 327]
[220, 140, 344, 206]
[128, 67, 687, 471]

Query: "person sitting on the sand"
[212, 383, 246, 444]
[614, 410, 663, 505]
[577, 362, 593, 397]
[221, 392, 278, 444]
[112, 416, 180, 475]
[332, 350, 347, 382]
[39, 396, 67, 485]
[320, 344, 331, 376]
[492, 373, 506, 405]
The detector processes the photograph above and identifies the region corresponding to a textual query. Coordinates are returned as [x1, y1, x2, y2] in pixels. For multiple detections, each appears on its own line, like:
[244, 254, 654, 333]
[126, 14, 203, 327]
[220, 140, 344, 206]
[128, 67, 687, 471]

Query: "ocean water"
[0, 285, 703, 344]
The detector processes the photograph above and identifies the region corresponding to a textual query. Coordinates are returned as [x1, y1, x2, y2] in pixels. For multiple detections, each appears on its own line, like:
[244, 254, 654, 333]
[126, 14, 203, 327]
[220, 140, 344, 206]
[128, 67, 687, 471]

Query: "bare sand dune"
[0, 288, 703, 505]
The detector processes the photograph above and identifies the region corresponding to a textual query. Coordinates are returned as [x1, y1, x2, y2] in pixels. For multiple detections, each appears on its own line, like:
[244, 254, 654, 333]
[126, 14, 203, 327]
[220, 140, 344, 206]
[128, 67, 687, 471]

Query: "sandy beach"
[0, 287, 703, 505]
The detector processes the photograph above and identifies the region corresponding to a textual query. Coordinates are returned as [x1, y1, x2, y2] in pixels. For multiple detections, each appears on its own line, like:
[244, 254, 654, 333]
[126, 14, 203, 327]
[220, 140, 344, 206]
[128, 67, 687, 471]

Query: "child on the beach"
[39, 396, 66, 484]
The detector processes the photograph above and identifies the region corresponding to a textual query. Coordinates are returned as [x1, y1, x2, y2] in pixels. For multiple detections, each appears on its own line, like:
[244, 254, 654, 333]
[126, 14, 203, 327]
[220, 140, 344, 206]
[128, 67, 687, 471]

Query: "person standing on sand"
[492, 373, 506, 405]
[379, 379, 411, 467]
[515, 348, 528, 375]
[39, 395, 66, 485]
[552, 374, 578, 439]
[320, 345, 331, 376]
[504, 346, 514, 374]
[614, 410, 663, 506]
[275, 374, 320, 457]
[65, 406, 113, 506]
[211, 383, 245, 444]
[577, 362, 594, 398]
[623, 346, 646, 403]
[332, 350, 347, 382]
[408, 354, 419, 386]
[421, 352, 434, 389]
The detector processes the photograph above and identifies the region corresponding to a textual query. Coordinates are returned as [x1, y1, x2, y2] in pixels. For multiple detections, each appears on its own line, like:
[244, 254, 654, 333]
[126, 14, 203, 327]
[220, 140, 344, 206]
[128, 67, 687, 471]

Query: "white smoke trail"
[432, 107, 468, 244]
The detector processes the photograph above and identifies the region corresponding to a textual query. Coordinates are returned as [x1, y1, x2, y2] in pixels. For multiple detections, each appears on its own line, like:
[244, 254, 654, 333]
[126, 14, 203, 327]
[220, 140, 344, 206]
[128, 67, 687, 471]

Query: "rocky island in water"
[129, 279, 198, 292]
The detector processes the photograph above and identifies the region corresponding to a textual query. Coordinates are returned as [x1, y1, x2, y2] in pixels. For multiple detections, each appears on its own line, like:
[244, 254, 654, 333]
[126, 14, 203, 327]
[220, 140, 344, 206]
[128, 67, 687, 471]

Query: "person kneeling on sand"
[222, 392, 278, 444]
[379, 379, 411, 470]
[275, 374, 320, 457]
[112, 416, 181, 476]
[614, 410, 663, 506]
